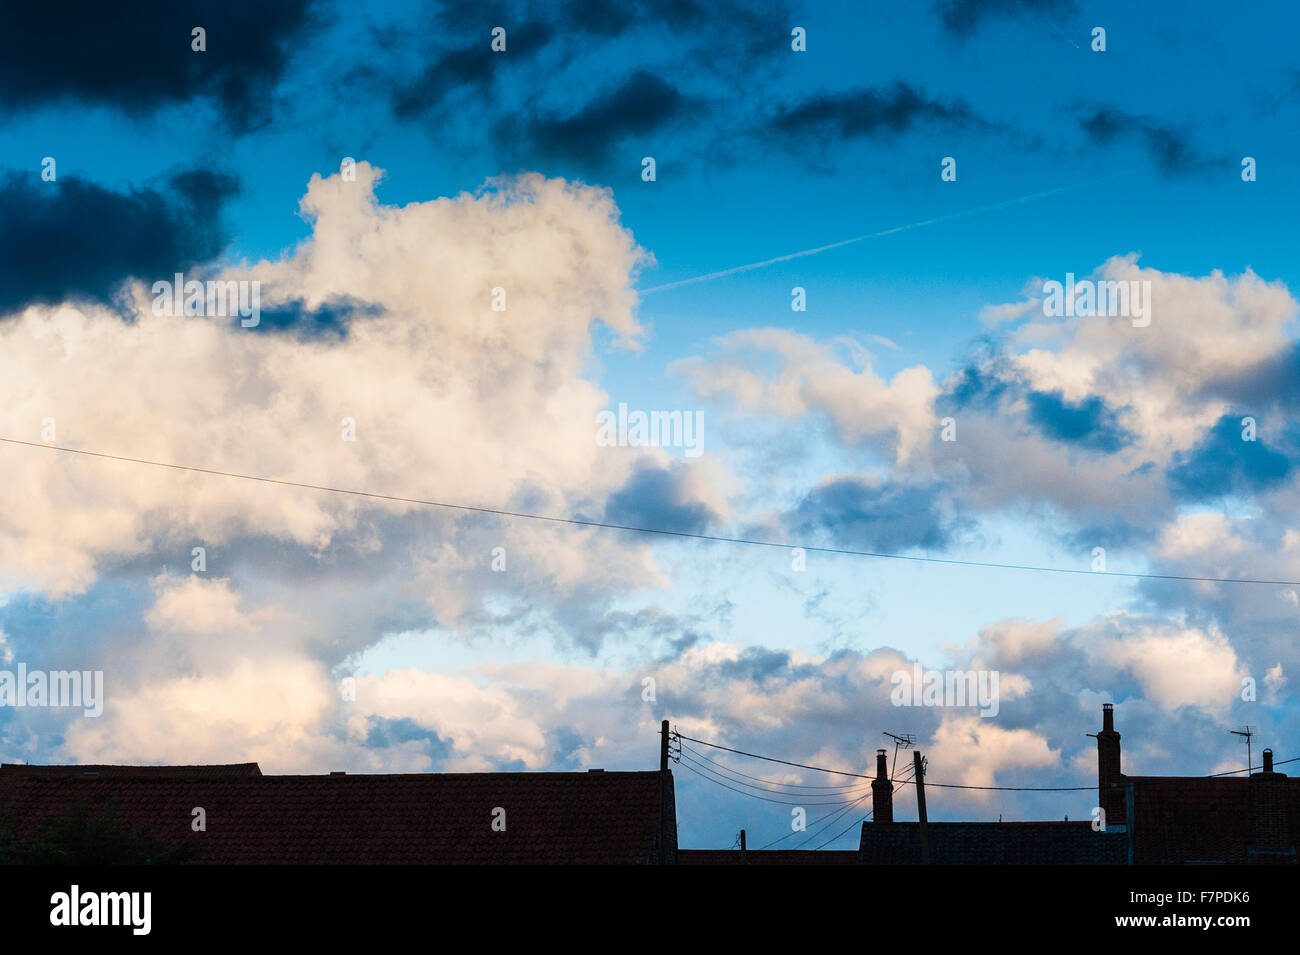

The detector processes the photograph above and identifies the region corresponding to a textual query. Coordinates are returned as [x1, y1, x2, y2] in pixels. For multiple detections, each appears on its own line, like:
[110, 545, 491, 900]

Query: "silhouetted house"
[1096, 704, 1299, 864]
[678, 849, 858, 865]
[1, 762, 263, 779]
[859, 705, 1299, 865]
[0, 763, 677, 864]
[859, 820, 1128, 864]
[859, 740, 1126, 864]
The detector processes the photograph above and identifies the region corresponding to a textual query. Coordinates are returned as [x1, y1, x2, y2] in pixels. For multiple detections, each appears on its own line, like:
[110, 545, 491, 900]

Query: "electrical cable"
[3, 437, 1295, 586]
[675, 731, 1300, 791]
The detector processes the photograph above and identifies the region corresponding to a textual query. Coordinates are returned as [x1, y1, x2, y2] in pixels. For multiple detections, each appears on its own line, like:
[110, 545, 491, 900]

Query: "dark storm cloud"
[558, 0, 655, 37]
[168, 169, 242, 220]
[0, 169, 239, 314]
[944, 361, 1133, 454]
[502, 71, 695, 168]
[1196, 343, 1300, 408]
[390, 0, 718, 120]
[392, 17, 555, 118]
[767, 82, 998, 144]
[1078, 107, 1224, 176]
[429, 0, 782, 52]
[249, 298, 385, 340]
[602, 460, 717, 536]
[393, 0, 789, 168]
[1025, 390, 1133, 453]
[714, 646, 799, 682]
[0, 1, 324, 132]
[1166, 414, 1295, 501]
[788, 477, 963, 553]
[934, 0, 1076, 36]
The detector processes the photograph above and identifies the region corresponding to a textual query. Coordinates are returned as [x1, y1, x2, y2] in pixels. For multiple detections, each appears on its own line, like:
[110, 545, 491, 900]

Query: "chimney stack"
[872, 749, 893, 824]
[1250, 747, 1290, 854]
[1097, 703, 1126, 826]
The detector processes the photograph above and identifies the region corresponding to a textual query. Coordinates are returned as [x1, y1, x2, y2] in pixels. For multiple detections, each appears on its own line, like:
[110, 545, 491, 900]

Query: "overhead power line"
[3, 437, 1297, 587]
[680, 742, 871, 791]
[797, 767, 917, 851]
[814, 810, 873, 851]
[675, 731, 1300, 792]
[760, 798, 869, 849]
[795, 794, 872, 849]
[676, 757, 840, 807]
[751, 769, 914, 851]
[677, 751, 862, 805]
[677, 758, 905, 850]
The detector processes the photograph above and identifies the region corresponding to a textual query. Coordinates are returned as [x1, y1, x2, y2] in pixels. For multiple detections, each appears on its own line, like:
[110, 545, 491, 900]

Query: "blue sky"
[1, 0, 1299, 850]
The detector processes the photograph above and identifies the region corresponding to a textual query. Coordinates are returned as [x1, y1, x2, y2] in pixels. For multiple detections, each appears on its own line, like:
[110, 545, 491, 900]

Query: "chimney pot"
[1250, 748, 1288, 851]
[871, 750, 893, 824]
[1097, 704, 1124, 825]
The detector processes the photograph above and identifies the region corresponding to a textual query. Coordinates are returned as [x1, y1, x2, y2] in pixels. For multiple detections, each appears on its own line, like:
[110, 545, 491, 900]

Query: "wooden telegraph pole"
[659, 720, 670, 865]
[914, 750, 931, 865]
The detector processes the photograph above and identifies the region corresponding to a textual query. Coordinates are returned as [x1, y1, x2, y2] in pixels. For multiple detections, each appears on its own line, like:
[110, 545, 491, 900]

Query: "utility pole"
[914, 750, 931, 865]
[740, 829, 746, 852]
[659, 720, 670, 865]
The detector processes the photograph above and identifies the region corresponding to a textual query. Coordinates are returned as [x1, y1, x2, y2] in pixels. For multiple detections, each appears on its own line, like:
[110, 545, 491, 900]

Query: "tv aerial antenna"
[1230, 726, 1254, 774]
[883, 732, 916, 783]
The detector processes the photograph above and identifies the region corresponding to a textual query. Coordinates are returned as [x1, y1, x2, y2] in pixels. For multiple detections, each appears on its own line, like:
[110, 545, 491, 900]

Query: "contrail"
[638, 171, 1133, 295]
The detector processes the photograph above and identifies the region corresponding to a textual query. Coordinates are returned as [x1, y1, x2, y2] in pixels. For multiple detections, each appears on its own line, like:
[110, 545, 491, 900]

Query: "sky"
[0, 0, 1299, 850]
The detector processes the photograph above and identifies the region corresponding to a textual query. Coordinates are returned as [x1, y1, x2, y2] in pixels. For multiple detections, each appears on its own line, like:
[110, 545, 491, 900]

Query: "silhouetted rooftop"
[0, 762, 262, 778]
[859, 820, 1128, 865]
[678, 849, 858, 865]
[0, 766, 674, 864]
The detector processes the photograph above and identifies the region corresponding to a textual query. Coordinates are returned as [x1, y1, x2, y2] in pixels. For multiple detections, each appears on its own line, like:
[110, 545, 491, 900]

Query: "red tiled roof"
[0, 767, 674, 864]
[0, 762, 262, 778]
[1126, 775, 1300, 864]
